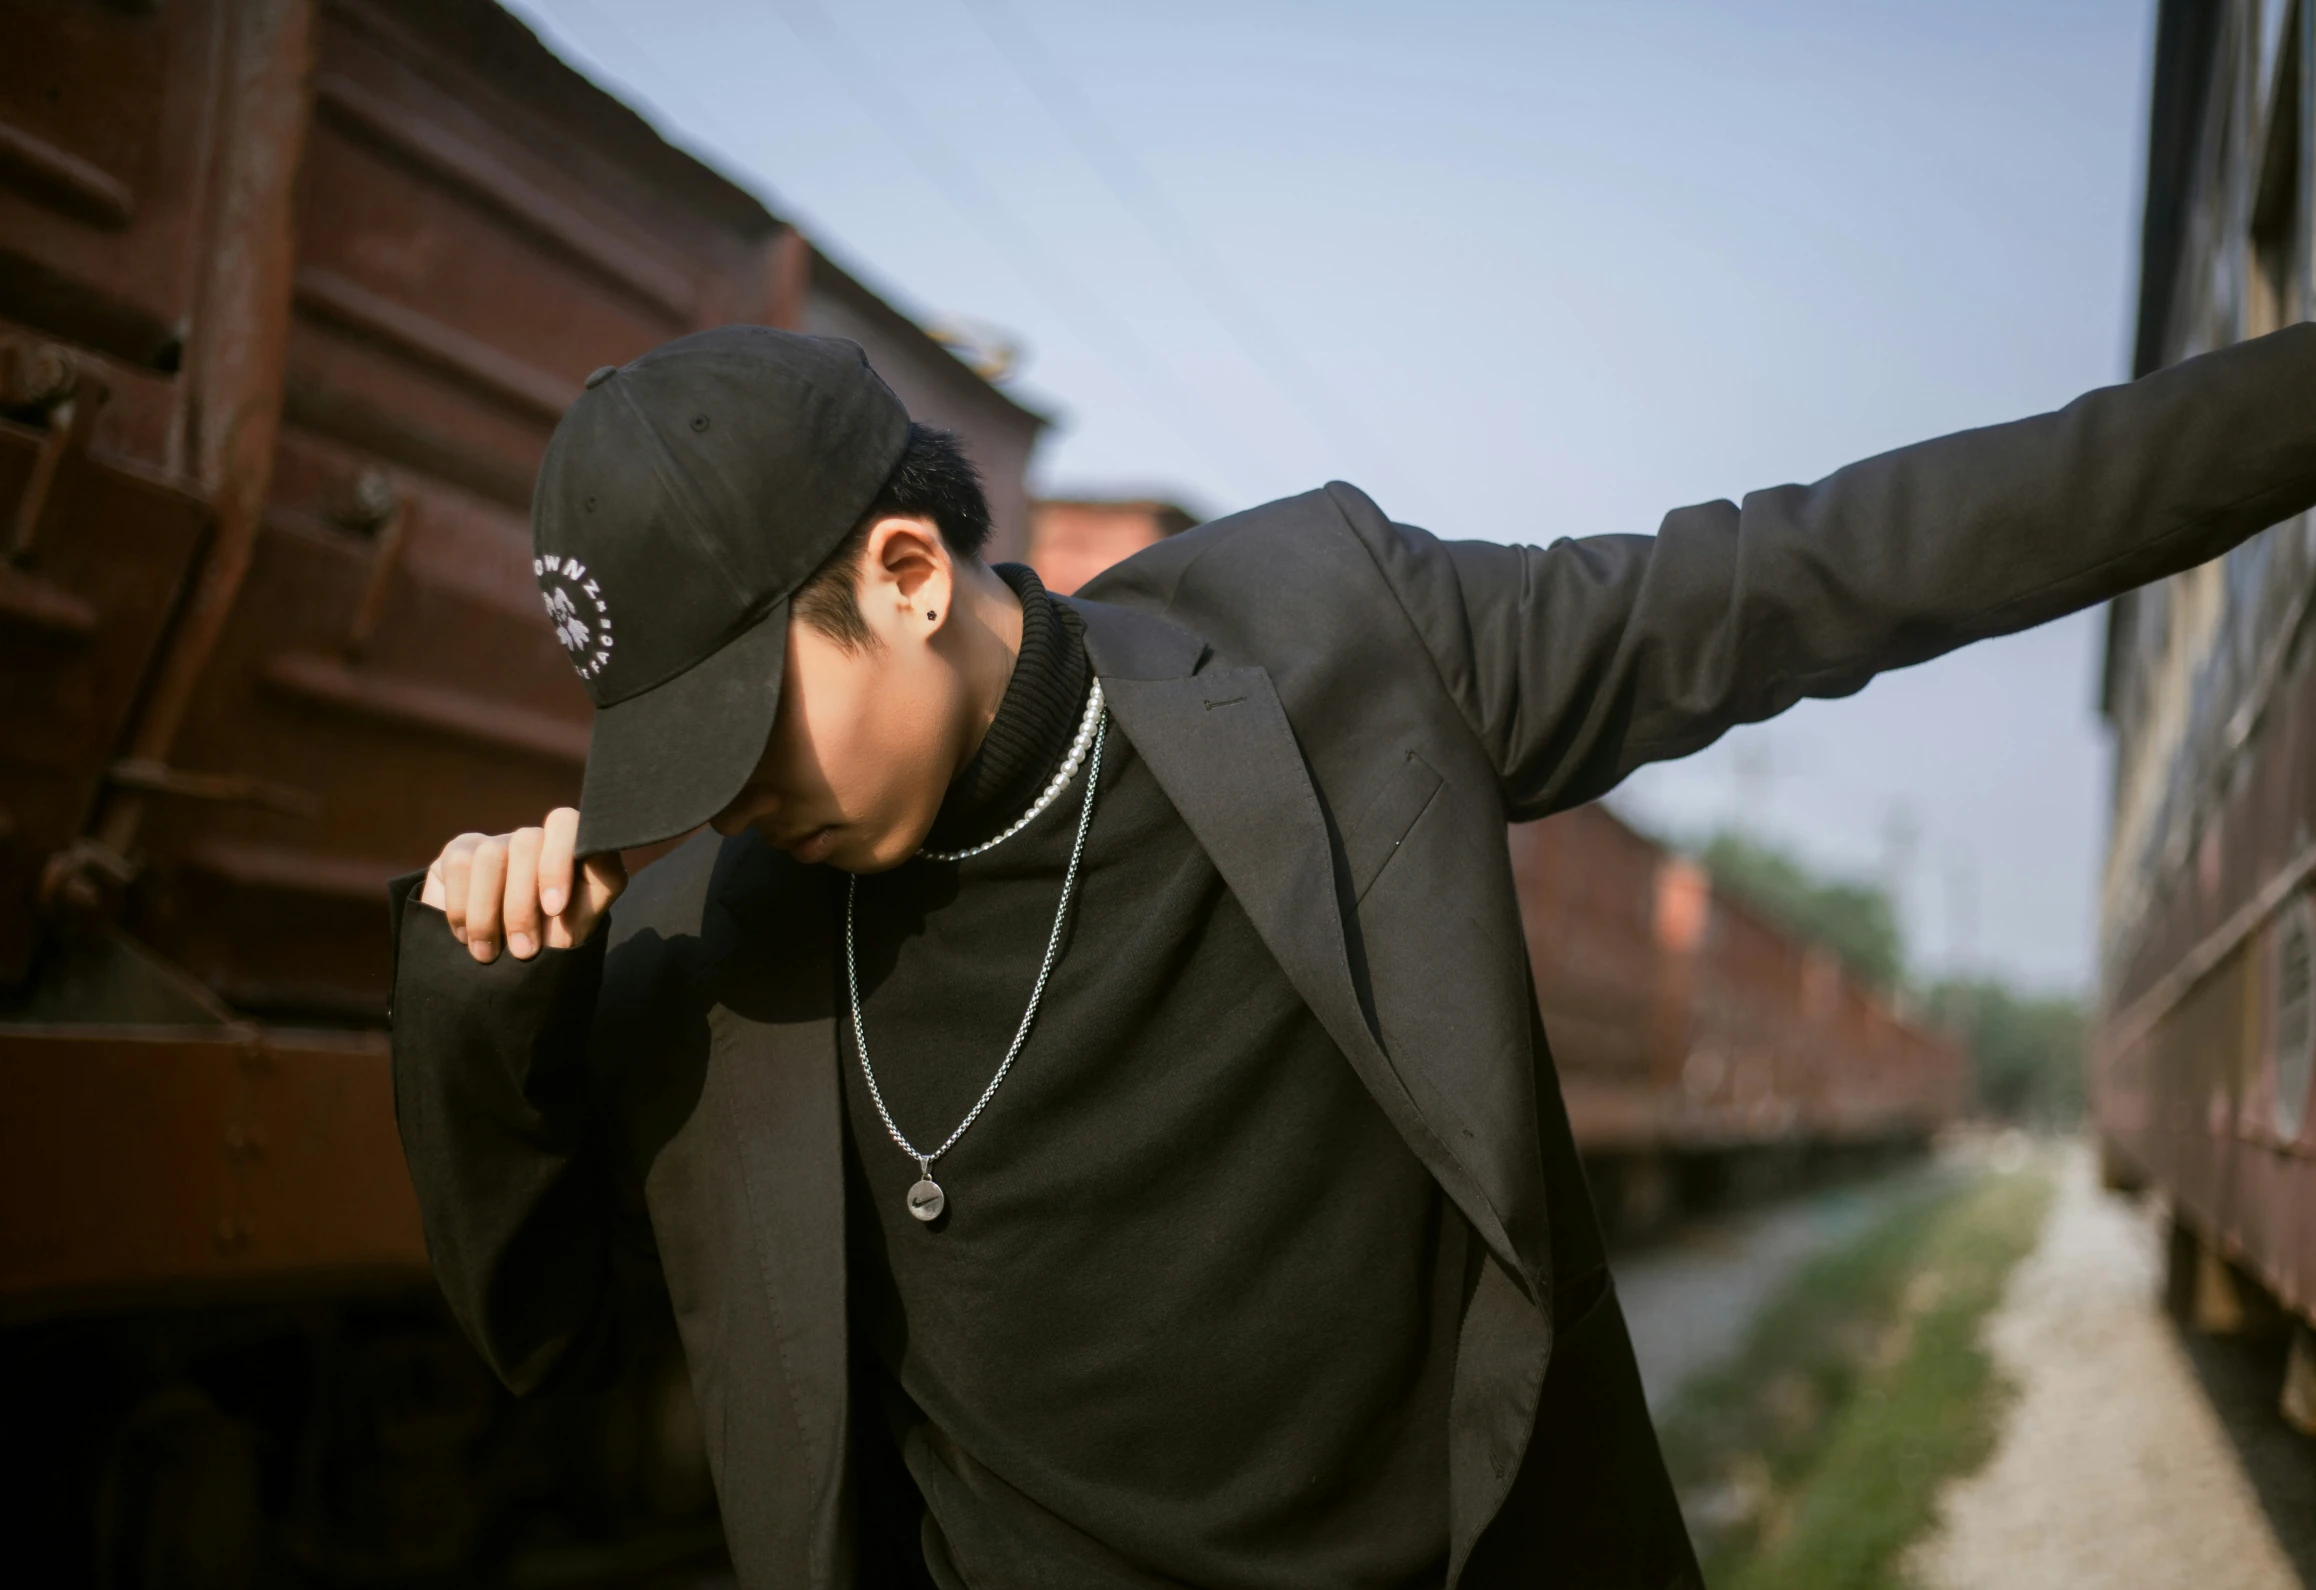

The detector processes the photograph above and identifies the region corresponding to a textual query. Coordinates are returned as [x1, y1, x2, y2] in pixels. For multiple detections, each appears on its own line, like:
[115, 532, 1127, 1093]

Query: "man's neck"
[951, 557, 1026, 776]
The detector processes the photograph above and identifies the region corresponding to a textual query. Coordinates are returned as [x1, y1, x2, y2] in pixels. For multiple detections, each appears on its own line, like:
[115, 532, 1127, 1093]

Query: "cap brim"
[573, 597, 788, 856]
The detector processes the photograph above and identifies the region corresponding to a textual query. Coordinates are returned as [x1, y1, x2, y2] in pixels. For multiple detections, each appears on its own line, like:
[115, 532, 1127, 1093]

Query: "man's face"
[708, 517, 974, 872]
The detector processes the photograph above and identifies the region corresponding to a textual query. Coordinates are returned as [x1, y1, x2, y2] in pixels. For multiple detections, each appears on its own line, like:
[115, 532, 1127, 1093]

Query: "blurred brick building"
[1025, 497, 1199, 594]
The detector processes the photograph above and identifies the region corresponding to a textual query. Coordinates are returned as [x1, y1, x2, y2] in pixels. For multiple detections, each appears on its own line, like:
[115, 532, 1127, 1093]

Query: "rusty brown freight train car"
[1506, 803, 1964, 1234]
[2096, 0, 2316, 1429]
[0, 1, 1042, 1580]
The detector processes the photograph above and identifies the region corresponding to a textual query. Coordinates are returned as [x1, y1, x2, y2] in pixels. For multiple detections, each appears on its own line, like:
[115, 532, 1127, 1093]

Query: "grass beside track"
[1654, 1157, 2054, 1590]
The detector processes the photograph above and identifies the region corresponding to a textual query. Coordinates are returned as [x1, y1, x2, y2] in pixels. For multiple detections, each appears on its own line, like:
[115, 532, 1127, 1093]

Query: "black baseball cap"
[530, 325, 910, 855]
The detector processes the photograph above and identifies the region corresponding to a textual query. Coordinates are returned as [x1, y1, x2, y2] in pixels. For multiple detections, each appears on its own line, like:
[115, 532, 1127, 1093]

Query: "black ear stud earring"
[926, 609, 938, 620]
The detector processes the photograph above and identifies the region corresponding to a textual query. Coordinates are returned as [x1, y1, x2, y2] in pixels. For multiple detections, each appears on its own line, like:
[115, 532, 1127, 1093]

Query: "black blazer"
[391, 325, 2316, 1588]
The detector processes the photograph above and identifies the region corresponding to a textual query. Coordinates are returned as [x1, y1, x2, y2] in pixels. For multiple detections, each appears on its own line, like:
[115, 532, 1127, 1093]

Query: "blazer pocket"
[1344, 751, 1445, 901]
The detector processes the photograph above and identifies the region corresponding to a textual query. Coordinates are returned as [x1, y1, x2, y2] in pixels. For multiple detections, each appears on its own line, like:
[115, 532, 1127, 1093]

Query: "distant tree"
[1697, 830, 1906, 990]
[1923, 979, 2086, 1126]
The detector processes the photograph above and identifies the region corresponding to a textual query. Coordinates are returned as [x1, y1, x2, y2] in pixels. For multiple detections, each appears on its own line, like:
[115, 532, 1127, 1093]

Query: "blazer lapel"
[1077, 599, 1530, 1284]
[704, 848, 852, 1582]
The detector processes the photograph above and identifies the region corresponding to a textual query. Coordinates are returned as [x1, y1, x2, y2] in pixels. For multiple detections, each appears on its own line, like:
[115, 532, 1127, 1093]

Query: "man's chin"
[826, 828, 922, 875]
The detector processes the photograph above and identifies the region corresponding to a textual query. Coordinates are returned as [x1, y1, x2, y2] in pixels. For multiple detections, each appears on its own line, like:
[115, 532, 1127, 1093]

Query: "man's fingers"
[544, 848, 628, 950]
[503, 827, 544, 959]
[464, 836, 508, 963]
[581, 850, 629, 917]
[538, 808, 579, 918]
[439, 834, 482, 941]
[429, 813, 620, 960]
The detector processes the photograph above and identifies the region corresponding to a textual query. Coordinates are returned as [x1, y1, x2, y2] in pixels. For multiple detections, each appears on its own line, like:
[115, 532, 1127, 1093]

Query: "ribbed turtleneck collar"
[922, 562, 1091, 855]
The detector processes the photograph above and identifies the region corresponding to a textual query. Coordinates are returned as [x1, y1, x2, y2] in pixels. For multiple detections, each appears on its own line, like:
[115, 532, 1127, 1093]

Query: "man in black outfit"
[392, 322, 2316, 1588]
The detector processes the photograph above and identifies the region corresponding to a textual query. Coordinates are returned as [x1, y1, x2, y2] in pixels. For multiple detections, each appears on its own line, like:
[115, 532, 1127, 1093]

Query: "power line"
[958, 0, 1398, 486]
[755, 0, 1276, 492]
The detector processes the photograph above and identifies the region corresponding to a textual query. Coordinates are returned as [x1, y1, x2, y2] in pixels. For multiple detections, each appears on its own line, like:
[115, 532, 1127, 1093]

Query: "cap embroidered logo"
[535, 554, 614, 678]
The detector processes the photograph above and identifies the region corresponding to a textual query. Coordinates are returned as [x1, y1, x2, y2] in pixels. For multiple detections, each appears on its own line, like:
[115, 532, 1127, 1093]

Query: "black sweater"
[842, 565, 1473, 1588]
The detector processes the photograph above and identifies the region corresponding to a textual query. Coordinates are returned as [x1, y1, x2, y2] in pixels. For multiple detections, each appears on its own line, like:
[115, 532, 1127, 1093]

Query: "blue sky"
[513, 0, 2156, 991]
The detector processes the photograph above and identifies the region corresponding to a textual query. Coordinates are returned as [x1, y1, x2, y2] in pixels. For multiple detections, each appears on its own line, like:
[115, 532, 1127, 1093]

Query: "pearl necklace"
[917, 678, 1106, 862]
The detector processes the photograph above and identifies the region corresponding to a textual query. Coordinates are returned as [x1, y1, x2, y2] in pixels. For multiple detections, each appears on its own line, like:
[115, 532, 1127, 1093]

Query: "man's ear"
[859, 514, 954, 632]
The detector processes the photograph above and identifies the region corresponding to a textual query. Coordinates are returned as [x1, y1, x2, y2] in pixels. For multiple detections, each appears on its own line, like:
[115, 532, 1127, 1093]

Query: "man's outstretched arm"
[1348, 322, 2316, 818]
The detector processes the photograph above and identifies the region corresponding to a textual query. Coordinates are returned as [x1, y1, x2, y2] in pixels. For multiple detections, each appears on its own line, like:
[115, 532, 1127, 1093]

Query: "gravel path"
[1909, 1142, 2307, 1590]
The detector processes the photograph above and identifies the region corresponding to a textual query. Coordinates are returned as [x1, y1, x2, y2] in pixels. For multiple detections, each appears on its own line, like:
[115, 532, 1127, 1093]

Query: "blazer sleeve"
[1345, 322, 2316, 820]
[388, 871, 627, 1395]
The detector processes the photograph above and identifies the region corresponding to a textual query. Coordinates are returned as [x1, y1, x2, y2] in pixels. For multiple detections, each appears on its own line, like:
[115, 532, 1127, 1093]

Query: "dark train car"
[1506, 803, 1964, 1233]
[0, 1, 1041, 1579]
[2095, 0, 2316, 1429]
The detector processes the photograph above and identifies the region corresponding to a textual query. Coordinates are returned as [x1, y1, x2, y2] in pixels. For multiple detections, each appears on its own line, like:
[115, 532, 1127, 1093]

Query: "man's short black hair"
[793, 424, 991, 650]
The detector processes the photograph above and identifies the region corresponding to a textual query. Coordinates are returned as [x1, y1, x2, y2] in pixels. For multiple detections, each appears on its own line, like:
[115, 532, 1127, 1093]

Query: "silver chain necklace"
[845, 703, 1108, 1222]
